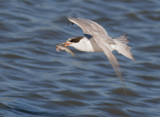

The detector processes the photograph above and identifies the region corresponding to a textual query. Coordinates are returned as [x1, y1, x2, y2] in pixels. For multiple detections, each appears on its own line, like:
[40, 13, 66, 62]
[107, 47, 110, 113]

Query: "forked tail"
[113, 34, 135, 61]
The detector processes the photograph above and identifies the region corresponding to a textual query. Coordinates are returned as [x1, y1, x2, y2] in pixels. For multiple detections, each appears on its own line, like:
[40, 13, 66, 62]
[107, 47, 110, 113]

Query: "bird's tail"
[113, 34, 135, 61]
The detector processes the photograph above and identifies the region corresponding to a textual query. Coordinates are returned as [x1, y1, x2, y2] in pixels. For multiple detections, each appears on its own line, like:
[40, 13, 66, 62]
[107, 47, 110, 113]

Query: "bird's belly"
[77, 43, 95, 52]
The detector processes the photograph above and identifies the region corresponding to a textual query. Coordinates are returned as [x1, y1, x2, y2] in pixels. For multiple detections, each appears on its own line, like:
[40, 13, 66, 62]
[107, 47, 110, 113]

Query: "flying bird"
[62, 17, 135, 89]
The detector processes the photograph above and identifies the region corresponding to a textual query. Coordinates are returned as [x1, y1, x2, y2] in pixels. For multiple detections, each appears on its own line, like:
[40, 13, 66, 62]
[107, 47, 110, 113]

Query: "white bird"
[63, 17, 135, 87]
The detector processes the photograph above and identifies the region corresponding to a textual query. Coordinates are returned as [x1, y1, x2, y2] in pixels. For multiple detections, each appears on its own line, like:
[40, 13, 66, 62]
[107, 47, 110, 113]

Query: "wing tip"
[67, 16, 78, 20]
[67, 16, 72, 19]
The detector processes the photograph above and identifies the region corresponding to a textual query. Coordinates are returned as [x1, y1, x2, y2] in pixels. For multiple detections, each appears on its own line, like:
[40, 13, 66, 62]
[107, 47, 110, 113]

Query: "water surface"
[0, 0, 159, 117]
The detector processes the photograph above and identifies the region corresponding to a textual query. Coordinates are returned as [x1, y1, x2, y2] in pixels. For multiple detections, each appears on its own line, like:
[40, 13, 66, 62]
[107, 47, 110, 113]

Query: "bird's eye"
[68, 36, 83, 43]
[70, 39, 75, 42]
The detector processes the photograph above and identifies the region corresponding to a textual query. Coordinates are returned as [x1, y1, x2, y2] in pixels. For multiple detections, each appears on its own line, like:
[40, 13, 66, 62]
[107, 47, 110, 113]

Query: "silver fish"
[56, 44, 75, 56]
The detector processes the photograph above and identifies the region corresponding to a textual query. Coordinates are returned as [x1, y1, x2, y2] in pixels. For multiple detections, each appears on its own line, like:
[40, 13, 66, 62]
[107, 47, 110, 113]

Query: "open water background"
[0, 0, 160, 117]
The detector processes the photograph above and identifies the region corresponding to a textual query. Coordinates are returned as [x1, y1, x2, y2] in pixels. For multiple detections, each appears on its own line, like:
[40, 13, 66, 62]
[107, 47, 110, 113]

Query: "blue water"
[0, 0, 160, 117]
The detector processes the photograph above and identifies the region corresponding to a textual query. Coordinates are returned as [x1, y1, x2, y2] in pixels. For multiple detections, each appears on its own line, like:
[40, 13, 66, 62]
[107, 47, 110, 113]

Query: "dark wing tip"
[67, 16, 75, 25]
[67, 16, 77, 20]
[67, 16, 72, 20]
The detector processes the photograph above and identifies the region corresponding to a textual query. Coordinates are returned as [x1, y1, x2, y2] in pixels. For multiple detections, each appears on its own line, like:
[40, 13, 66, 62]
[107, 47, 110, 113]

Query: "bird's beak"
[62, 42, 72, 46]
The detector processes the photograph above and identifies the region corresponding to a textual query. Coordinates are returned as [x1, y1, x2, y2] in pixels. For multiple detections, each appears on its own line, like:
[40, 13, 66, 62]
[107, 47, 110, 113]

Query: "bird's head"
[63, 36, 83, 47]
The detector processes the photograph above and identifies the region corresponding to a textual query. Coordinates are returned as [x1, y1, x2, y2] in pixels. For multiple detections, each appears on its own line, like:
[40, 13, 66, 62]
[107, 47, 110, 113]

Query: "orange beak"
[63, 42, 72, 46]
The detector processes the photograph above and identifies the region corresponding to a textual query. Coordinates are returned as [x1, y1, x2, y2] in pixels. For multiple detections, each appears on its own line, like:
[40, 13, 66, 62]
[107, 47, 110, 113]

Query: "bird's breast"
[72, 38, 95, 52]
[79, 41, 95, 52]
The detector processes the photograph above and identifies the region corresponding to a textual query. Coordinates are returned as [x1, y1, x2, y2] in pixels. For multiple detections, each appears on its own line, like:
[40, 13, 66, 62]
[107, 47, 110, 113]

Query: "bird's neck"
[71, 37, 94, 52]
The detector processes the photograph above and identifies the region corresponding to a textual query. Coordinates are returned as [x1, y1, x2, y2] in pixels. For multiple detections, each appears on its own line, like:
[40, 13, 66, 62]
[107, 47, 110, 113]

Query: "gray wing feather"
[68, 17, 108, 37]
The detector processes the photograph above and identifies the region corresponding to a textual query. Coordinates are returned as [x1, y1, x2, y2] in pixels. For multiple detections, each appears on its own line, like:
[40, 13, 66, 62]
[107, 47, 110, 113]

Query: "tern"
[63, 17, 135, 89]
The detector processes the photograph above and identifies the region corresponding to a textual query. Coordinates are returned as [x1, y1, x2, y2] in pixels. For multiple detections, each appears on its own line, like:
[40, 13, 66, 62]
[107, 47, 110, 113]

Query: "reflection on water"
[0, 0, 159, 117]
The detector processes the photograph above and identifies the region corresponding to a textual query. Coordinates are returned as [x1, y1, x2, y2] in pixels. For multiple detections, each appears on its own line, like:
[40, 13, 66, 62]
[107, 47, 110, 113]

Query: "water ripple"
[0, 0, 159, 117]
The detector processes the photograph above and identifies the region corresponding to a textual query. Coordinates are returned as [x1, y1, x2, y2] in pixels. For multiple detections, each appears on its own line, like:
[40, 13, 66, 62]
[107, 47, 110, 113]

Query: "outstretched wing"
[68, 17, 123, 81]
